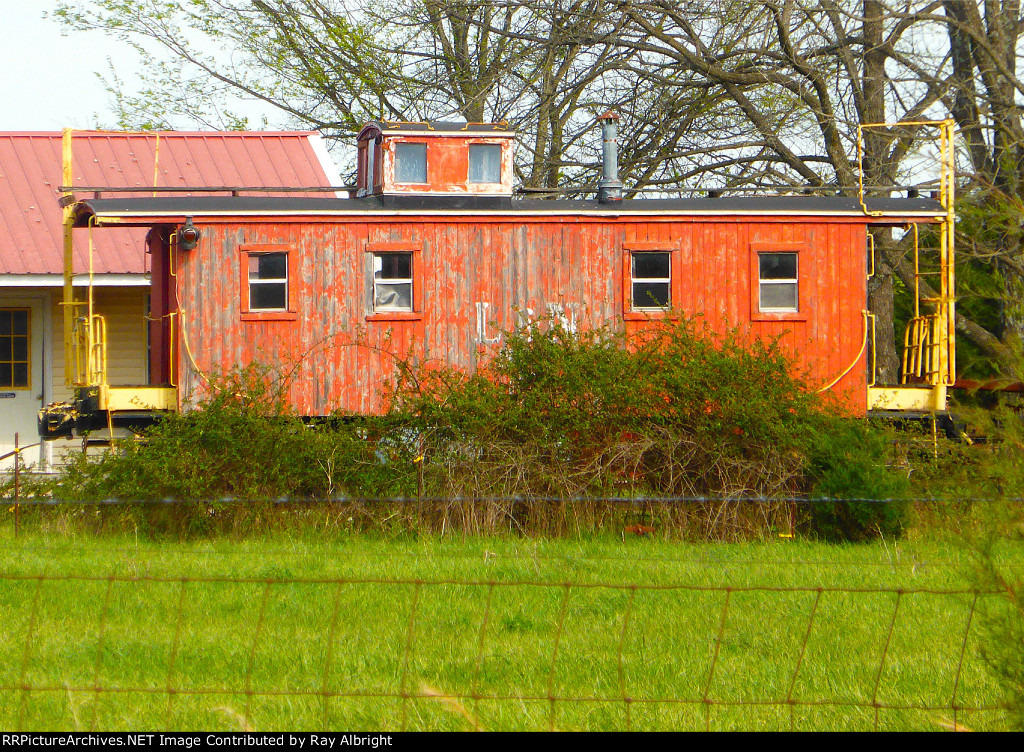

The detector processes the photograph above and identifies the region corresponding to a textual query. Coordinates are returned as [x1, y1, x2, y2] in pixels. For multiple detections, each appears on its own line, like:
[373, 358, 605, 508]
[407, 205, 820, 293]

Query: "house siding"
[50, 287, 149, 401]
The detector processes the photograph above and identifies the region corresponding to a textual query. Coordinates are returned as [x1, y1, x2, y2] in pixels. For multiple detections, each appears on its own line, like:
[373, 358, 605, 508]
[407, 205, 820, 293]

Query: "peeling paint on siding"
[169, 214, 870, 415]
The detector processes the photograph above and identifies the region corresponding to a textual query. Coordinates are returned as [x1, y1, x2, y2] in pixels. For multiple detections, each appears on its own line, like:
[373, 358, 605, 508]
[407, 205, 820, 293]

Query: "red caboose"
[42, 118, 956, 438]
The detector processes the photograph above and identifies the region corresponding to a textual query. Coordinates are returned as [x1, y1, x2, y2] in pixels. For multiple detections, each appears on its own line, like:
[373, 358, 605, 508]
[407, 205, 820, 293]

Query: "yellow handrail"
[90, 315, 107, 385]
[901, 314, 942, 385]
[867, 313, 877, 387]
[71, 313, 108, 386]
[62, 129, 75, 385]
[867, 233, 874, 279]
[818, 310, 870, 393]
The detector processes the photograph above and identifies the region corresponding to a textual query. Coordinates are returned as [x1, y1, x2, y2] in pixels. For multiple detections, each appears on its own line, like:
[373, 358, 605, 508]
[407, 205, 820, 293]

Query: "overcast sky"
[0, 1, 140, 130]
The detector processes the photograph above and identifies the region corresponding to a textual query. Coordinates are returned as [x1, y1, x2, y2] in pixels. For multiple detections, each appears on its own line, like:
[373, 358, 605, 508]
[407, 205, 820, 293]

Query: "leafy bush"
[897, 390, 1024, 537]
[973, 531, 1024, 730]
[20, 318, 912, 541]
[39, 364, 413, 504]
[963, 485, 1024, 730]
[803, 419, 910, 541]
[394, 316, 908, 539]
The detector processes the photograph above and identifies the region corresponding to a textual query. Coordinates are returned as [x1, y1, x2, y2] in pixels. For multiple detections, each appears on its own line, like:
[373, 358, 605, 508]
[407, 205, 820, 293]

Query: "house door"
[0, 298, 45, 470]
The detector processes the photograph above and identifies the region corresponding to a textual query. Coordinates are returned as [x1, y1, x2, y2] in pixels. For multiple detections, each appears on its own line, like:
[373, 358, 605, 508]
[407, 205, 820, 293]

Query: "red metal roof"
[0, 131, 342, 275]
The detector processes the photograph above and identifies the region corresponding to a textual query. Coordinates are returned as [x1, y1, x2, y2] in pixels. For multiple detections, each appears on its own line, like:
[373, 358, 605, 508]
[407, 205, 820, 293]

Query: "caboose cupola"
[355, 121, 515, 200]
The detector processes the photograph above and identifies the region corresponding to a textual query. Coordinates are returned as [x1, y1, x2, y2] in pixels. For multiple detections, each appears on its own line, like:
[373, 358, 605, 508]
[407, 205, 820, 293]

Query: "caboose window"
[364, 140, 376, 194]
[248, 252, 288, 311]
[374, 253, 414, 311]
[758, 253, 798, 311]
[394, 143, 427, 184]
[631, 252, 671, 309]
[469, 144, 501, 183]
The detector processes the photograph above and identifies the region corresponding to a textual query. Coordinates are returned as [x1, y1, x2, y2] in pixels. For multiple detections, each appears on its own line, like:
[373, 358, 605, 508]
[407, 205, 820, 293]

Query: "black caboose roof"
[72, 194, 946, 226]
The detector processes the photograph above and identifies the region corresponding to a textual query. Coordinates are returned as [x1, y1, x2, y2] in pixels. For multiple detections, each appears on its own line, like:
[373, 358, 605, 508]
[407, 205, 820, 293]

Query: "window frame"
[467, 142, 503, 185]
[239, 245, 298, 322]
[622, 243, 683, 320]
[758, 252, 799, 312]
[630, 251, 672, 311]
[0, 307, 31, 390]
[357, 137, 379, 197]
[372, 253, 414, 313]
[749, 243, 810, 322]
[365, 243, 424, 322]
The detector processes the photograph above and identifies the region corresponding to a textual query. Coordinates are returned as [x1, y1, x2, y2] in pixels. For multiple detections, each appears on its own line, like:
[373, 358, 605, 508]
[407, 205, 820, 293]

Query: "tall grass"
[0, 529, 1015, 731]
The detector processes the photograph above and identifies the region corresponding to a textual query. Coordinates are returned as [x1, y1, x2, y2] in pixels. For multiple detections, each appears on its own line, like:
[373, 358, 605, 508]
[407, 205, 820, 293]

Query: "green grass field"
[0, 526, 1020, 732]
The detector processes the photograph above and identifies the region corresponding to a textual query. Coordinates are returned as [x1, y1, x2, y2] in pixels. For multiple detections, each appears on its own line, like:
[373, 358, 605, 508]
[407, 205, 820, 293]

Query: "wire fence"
[0, 490, 1017, 731]
[0, 571, 1008, 732]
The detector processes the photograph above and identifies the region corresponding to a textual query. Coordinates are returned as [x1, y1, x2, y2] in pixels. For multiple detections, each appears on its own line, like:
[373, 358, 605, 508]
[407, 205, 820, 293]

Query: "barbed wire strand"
[0, 572, 1000, 594]
[6, 542, 1011, 571]
[5, 495, 1018, 506]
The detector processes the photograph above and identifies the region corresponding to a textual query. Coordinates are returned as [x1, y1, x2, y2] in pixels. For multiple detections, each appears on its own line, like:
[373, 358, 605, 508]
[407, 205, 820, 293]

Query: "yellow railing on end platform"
[858, 119, 956, 396]
[71, 314, 107, 387]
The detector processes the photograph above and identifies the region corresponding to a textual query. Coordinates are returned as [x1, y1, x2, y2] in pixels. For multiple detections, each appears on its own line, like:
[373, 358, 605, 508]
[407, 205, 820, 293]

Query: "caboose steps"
[868, 385, 947, 413]
[38, 385, 176, 440]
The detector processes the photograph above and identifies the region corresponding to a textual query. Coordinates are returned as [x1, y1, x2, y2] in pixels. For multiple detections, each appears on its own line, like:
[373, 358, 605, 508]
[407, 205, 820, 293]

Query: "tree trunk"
[997, 254, 1024, 358]
[868, 256, 900, 384]
[862, 2, 901, 383]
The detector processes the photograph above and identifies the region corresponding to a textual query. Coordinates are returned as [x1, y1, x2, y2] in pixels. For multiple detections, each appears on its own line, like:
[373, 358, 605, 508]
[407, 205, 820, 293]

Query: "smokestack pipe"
[597, 110, 622, 203]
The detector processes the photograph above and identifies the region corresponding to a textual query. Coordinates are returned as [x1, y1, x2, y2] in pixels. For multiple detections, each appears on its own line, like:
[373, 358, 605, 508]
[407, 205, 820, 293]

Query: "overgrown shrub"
[804, 419, 910, 541]
[964, 490, 1024, 730]
[17, 318, 911, 541]
[36, 364, 413, 503]
[401, 318, 798, 495]
[895, 390, 1024, 536]
[392, 316, 908, 539]
[958, 400, 1024, 497]
[939, 393, 1024, 728]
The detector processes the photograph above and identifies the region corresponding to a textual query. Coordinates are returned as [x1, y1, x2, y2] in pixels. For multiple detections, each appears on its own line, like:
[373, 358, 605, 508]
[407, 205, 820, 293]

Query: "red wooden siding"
[172, 215, 869, 415]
